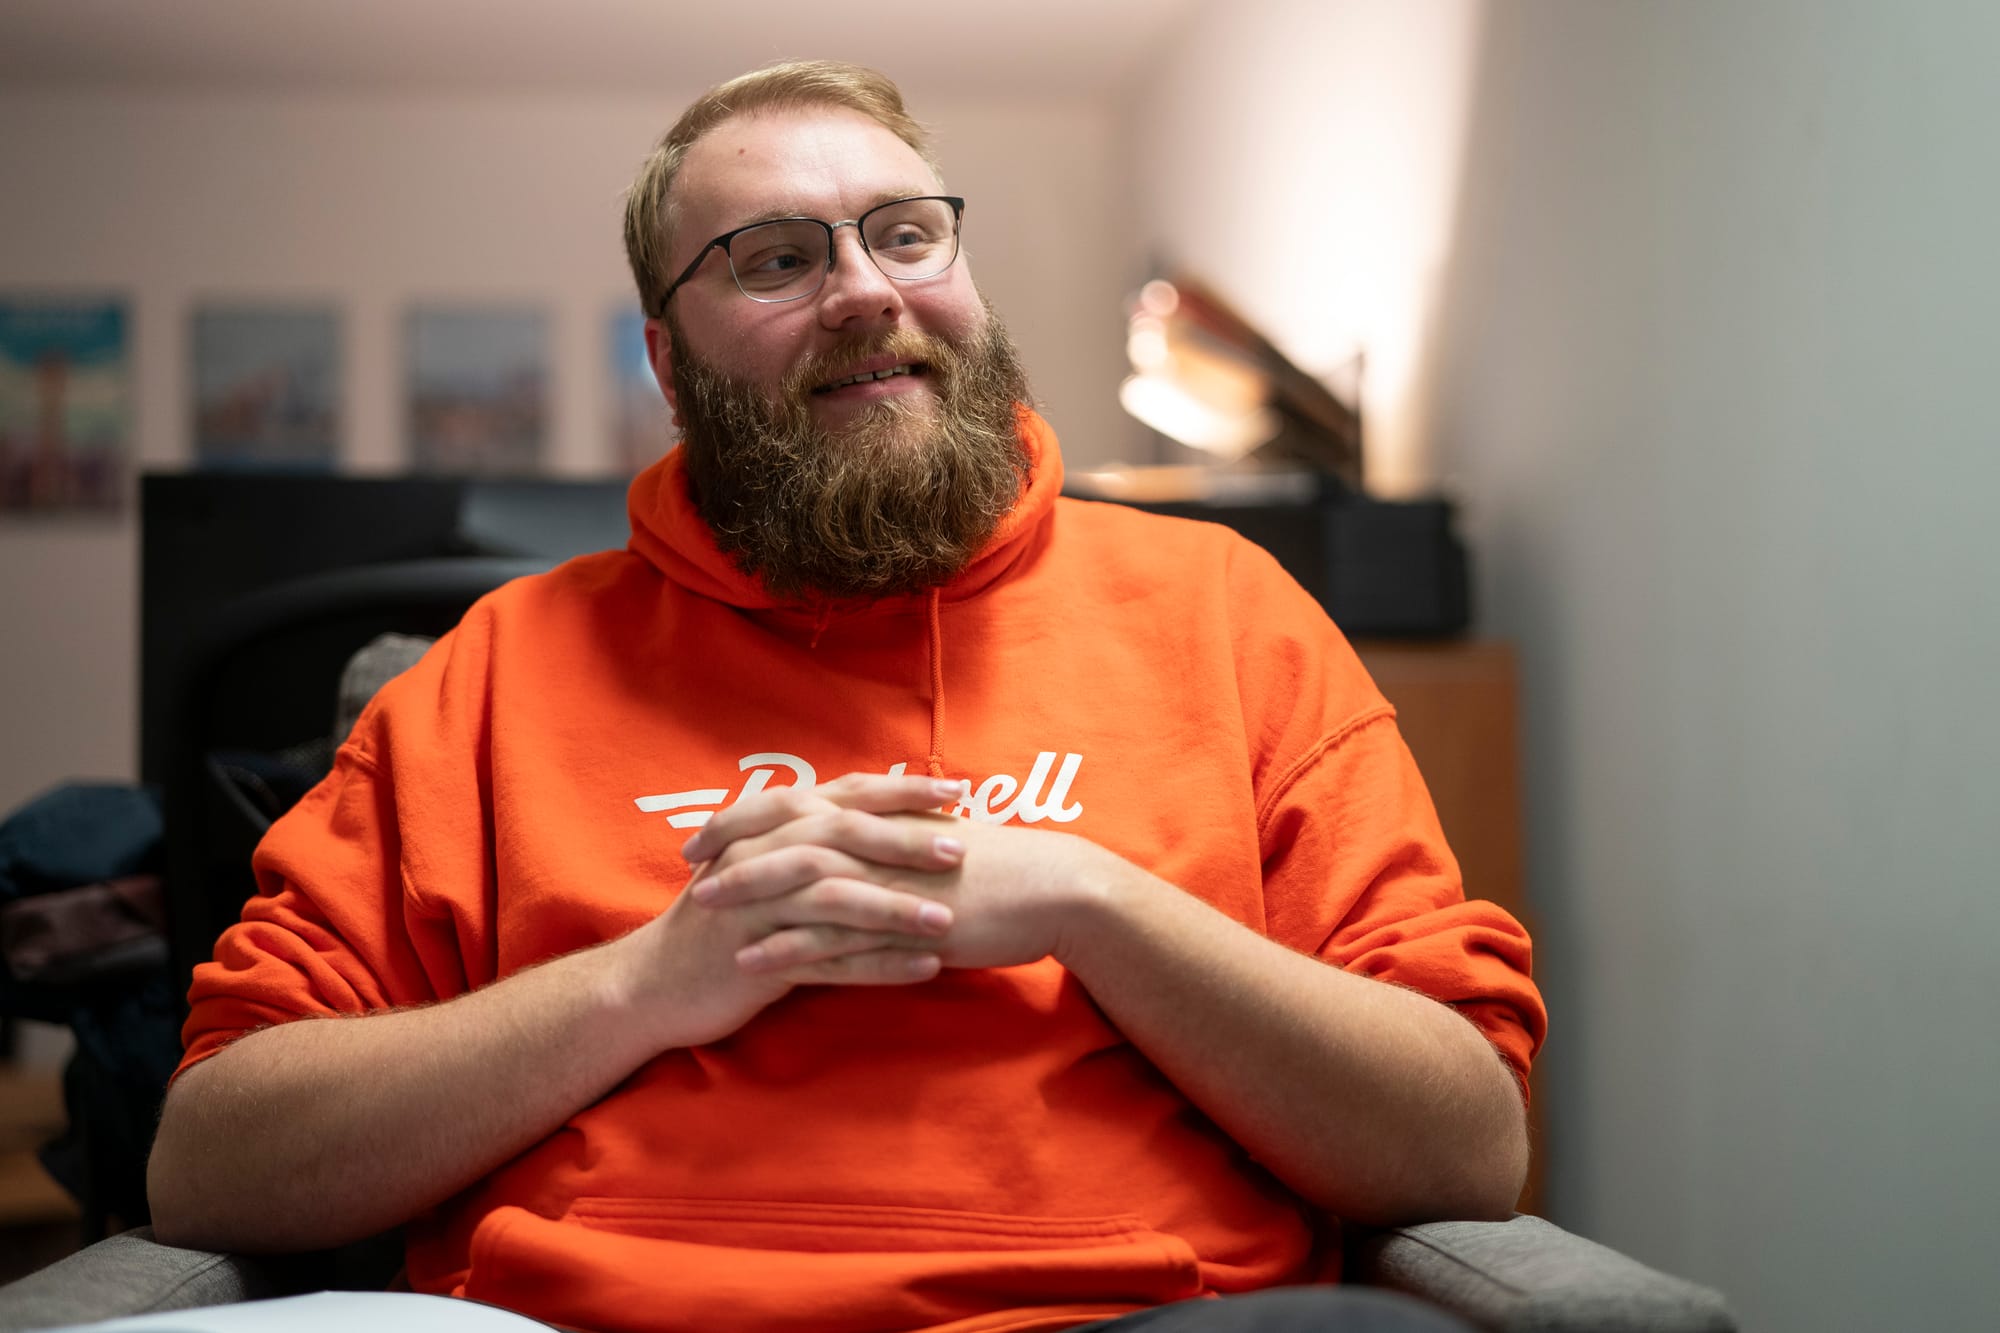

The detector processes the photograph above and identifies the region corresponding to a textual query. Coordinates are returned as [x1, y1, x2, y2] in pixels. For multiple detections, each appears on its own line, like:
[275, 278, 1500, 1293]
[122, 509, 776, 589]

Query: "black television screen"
[138, 472, 631, 786]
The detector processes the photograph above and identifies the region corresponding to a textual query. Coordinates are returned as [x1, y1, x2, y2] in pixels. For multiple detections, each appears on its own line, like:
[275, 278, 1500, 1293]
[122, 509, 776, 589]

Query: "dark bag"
[0, 784, 178, 1235]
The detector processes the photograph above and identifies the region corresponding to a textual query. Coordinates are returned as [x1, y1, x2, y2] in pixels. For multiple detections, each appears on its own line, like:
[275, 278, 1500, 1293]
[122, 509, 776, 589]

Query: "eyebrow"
[729, 189, 935, 230]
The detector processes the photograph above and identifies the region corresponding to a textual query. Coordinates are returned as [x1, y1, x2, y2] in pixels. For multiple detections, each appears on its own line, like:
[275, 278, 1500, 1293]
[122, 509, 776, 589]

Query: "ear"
[643, 316, 684, 431]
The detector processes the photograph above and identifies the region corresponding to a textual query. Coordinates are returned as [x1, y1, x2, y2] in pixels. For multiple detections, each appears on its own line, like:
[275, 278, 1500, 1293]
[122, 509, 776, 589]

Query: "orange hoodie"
[182, 410, 1545, 1333]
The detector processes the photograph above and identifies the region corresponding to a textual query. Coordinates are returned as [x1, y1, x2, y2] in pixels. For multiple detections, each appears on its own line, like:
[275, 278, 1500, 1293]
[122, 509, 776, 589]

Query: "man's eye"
[743, 248, 810, 274]
[878, 226, 929, 251]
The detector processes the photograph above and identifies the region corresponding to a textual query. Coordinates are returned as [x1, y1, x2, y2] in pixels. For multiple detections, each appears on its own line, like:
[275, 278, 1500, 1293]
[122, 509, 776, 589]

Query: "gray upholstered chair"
[0, 1215, 1734, 1332]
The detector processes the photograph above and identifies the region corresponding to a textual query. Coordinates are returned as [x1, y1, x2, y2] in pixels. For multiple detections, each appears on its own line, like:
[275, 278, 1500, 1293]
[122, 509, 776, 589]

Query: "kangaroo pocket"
[462, 1197, 1205, 1333]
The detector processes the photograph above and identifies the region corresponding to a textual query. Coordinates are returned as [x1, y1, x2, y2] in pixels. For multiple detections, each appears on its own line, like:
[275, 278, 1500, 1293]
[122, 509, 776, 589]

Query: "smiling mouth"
[812, 363, 928, 394]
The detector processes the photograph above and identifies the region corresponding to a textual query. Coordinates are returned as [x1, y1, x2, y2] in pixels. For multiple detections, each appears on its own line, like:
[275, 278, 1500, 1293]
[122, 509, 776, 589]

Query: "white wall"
[1130, 0, 1482, 496]
[1135, 2, 1999, 1330]
[0, 86, 1141, 816]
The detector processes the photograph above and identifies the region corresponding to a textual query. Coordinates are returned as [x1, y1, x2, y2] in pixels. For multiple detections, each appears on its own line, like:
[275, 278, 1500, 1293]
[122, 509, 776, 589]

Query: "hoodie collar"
[625, 405, 1064, 613]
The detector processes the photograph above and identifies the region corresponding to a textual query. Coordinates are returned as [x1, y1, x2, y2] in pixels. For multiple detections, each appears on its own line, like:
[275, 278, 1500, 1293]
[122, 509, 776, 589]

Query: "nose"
[815, 222, 905, 331]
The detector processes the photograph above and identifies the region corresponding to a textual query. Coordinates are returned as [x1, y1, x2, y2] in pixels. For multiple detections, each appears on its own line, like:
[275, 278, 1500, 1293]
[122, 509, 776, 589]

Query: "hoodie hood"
[625, 405, 1064, 612]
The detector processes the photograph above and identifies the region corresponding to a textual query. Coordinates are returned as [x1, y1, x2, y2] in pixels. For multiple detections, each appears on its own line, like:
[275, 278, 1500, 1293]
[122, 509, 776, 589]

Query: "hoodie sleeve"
[1220, 535, 1546, 1098]
[1257, 711, 1546, 1097]
[177, 613, 500, 1079]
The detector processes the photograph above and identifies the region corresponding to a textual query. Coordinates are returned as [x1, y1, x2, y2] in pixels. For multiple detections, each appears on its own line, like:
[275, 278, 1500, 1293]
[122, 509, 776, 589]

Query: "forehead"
[672, 106, 941, 251]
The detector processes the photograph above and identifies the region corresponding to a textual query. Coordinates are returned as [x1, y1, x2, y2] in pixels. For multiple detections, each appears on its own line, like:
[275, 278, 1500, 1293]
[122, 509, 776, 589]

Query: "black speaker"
[1095, 489, 1471, 637]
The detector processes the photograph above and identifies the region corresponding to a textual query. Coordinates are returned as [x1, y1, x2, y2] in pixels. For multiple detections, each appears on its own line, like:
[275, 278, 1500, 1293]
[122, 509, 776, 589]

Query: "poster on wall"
[192, 304, 340, 470]
[609, 306, 673, 473]
[0, 298, 128, 515]
[406, 305, 547, 476]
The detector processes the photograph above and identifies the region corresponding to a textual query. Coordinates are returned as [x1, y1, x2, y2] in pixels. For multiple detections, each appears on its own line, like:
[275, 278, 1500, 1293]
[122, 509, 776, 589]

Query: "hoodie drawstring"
[925, 588, 946, 779]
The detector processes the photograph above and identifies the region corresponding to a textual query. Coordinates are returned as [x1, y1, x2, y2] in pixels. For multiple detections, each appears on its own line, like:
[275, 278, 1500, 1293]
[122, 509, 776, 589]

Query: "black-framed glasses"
[658, 195, 965, 311]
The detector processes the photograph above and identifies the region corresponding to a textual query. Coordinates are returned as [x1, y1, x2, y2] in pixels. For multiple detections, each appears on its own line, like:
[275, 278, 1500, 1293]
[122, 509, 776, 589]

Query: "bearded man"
[146, 61, 1544, 1333]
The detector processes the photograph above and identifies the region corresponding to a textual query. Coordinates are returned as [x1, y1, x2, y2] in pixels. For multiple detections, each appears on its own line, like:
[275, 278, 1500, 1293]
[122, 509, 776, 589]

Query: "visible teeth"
[828, 365, 914, 389]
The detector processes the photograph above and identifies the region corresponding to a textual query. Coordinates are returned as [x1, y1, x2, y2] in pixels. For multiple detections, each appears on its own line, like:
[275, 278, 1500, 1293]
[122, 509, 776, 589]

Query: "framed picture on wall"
[609, 305, 673, 474]
[406, 305, 547, 475]
[192, 304, 340, 470]
[0, 297, 128, 515]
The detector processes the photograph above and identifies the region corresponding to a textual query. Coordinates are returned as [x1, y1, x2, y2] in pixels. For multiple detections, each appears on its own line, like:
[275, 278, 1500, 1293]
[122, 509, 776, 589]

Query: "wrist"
[591, 926, 670, 1049]
[1048, 838, 1147, 974]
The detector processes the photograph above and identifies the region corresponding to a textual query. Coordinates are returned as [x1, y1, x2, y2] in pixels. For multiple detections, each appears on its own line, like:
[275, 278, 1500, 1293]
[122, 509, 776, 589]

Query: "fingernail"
[735, 943, 768, 971]
[917, 902, 952, 932]
[905, 953, 940, 979]
[931, 778, 968, 799]
[690, 879, 720, 904]
[932, 835, 965, 860]
[681, 836, 707, 862]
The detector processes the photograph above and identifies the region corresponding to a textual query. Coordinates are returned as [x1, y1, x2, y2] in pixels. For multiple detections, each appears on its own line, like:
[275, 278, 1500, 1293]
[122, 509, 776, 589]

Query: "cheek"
[708, 314, 813, 388]
[760, 329, 821, 390]
[950, 270, 993, 325]
[911, 280, 987, 342]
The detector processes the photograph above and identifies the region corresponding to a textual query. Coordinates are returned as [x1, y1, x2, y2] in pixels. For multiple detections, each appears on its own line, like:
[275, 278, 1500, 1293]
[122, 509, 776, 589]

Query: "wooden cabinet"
[1354, 640, 1526, 922]
[1353, 639, 1545, 1214]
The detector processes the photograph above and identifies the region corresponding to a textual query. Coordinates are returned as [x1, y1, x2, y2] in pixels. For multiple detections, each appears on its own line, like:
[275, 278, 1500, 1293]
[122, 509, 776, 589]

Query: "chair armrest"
[0, 1227, 285, 1330]
[1345, 1214, 1737, 1333]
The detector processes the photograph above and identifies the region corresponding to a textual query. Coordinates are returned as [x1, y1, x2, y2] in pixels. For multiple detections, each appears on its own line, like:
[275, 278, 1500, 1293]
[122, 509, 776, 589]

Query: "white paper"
[46, 1290, 556, 1333]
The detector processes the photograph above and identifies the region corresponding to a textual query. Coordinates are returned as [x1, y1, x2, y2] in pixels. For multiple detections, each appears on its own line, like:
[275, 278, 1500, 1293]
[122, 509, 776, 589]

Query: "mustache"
[779, 327, 960, 404]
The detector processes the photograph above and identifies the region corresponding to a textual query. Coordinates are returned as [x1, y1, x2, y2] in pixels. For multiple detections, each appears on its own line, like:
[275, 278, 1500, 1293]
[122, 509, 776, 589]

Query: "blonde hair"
[622, 60, 940, 316]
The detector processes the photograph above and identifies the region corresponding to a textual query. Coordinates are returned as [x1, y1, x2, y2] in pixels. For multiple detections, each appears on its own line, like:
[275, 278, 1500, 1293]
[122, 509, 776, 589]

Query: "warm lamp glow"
[1118, 372, 1277, 460]
[1116, 274, 1360, 480]
[1134, 0, 1483, 495]
[1126, 315, 1171, 372]
[1137, 280, 1181, 318]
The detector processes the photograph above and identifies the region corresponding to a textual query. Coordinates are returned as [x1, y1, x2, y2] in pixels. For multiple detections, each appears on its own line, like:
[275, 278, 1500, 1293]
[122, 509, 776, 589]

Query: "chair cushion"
[334, 634, 436, 745]
[0, 1227, 280, 1327]
[1347, 1214, 1736, 1332]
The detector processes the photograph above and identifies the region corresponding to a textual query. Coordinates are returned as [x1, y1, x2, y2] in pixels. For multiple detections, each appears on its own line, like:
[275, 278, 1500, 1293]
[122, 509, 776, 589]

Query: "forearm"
[148, 934, 659, 1253]
[1056, 860, 1527, 1226]
[147, 775, 967, 1255]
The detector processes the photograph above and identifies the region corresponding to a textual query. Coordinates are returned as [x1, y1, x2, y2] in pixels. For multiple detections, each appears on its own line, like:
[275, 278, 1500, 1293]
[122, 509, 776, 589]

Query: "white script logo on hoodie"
[635, 751, 1083, 830]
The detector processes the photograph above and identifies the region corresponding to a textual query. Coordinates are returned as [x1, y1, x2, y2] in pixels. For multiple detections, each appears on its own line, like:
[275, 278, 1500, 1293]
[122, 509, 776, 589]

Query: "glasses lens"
[727, 220, 830, 298]
[863, 198, 960, 279]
